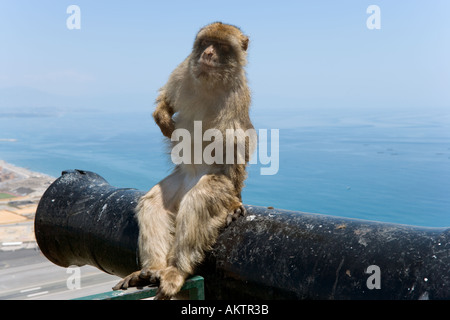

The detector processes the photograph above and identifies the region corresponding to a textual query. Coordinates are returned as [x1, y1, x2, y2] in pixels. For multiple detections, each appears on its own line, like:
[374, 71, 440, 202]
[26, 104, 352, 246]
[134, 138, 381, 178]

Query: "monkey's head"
[190, 22, 249, 86]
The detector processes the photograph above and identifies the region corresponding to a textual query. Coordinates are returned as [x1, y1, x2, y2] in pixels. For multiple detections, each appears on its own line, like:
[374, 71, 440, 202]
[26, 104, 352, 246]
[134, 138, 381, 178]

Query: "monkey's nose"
[204, 46, 214, 56]
[205, 50, 214, 58]
[203, 52, 214, 62]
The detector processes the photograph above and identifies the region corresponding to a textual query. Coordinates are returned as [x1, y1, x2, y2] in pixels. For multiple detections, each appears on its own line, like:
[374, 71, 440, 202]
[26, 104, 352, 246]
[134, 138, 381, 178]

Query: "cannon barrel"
[35, 170, 143, 277]
[35, 170, 450, 299]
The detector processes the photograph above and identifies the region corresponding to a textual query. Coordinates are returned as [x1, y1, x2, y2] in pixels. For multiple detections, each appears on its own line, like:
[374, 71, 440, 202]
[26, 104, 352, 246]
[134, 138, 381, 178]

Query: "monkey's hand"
[153, 98, 175, 138]
[226, 204, 247, 226]
[112, 269, 157, 291]
[155, 115, 175, 138]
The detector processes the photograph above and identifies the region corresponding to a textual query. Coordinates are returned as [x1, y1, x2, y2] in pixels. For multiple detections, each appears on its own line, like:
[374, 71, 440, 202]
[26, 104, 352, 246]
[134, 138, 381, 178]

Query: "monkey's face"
[191, 38, 241, 82]
[198, 39, 233, 68]
[190, 23, 249, 85]
[198, 40, 229, 69]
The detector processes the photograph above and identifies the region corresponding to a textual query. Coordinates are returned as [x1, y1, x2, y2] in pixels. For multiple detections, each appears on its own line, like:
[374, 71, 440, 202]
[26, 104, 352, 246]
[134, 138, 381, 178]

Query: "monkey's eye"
[201, 39, 211, 47]
[219, 44, 230, 52]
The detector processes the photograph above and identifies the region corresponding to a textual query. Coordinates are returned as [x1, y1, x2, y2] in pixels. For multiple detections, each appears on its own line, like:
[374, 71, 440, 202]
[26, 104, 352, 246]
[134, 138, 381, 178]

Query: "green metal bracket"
[73, 275, 205, 300]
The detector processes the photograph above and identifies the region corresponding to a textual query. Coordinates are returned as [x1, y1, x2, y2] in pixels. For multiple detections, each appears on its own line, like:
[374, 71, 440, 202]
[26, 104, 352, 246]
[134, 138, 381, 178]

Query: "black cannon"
[35, 169, 450, 299]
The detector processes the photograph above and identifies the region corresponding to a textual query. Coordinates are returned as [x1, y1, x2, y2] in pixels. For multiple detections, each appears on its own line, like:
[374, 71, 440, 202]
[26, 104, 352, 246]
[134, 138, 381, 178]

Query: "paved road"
[0, 247, 121, 300]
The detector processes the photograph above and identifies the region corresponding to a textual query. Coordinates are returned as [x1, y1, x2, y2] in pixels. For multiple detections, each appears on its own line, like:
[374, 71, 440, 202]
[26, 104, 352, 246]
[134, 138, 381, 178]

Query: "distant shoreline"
[0, 160, 55, 227]
[0, 160, 54, 181]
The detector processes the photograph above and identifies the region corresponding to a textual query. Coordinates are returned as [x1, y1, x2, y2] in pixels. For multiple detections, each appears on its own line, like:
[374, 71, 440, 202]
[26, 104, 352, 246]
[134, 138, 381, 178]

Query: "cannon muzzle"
[35, 169, 143, 277]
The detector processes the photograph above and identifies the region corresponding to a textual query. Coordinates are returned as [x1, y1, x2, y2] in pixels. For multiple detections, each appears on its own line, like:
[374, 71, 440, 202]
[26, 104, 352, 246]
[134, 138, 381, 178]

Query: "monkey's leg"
[155, 174, 240, 299]
[113, 171, 182, 290]
[226, 164, 248, 226]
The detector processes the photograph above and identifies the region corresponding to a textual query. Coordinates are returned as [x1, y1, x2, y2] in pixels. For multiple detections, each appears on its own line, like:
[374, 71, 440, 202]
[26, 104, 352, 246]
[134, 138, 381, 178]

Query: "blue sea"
[1, 105, 449, 227]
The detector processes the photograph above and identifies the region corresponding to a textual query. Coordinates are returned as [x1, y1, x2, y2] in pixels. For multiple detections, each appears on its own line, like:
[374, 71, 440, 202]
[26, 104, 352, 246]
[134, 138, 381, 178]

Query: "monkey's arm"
[153, 95, 175, 138]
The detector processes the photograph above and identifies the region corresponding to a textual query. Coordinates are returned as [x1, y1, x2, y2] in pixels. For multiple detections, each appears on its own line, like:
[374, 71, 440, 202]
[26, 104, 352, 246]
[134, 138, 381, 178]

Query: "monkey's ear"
[241, 36, 249, 51]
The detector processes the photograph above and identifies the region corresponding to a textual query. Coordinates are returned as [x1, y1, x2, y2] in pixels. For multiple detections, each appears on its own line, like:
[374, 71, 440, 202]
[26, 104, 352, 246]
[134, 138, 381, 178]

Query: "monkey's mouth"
[199, 61, 219, 69]
[195, 63, 220, 78]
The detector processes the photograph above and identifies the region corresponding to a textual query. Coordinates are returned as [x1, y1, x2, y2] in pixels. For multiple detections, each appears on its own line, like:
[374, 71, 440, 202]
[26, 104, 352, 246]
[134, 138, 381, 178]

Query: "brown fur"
[113, 22, 254, 299]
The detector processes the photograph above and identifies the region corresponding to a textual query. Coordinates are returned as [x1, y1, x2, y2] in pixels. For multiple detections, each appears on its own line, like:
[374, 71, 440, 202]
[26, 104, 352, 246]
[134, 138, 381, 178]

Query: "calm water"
[1, 106, 449, 227]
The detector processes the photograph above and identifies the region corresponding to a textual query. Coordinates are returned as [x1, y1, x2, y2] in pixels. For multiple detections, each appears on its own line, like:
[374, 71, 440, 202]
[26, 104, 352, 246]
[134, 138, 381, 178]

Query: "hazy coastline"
[0, 160, 54, 225]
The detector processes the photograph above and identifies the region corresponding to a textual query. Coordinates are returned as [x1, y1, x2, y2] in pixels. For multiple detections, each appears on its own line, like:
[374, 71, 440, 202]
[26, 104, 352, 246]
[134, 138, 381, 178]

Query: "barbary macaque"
[113, 22, 255, 299]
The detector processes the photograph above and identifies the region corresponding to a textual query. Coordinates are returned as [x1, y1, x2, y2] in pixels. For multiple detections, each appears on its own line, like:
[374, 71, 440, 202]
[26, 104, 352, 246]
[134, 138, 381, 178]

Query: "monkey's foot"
[226, 204, 247, 226]
[154, 266, 186, 300]
[112, 268, 159, 291]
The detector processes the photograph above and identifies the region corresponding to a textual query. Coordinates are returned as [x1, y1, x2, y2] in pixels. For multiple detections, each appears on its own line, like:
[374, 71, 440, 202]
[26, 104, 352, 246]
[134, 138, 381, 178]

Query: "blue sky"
[0, 0, 449, 112]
